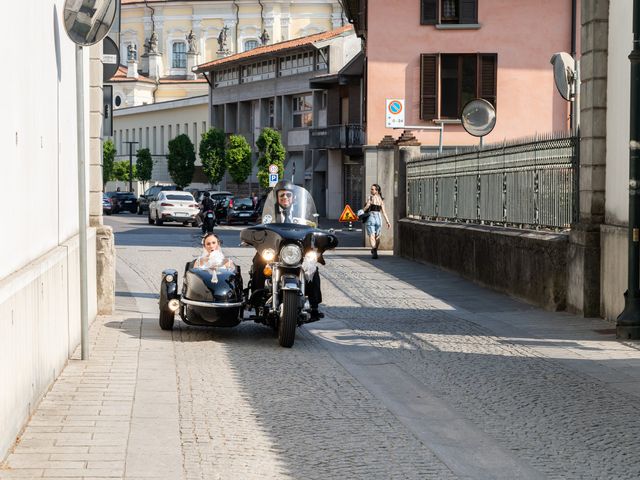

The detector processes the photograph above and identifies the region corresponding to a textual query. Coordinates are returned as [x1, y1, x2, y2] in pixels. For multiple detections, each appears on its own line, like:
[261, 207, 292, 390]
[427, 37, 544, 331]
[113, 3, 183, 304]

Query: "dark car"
[137, 184, 177, 214]
[114, 192, 137, 213]
[105, 191, 135, 214]
[226, 197, 260, 225]
[210, 191, 234, 219]
[102, 194, 113, 215]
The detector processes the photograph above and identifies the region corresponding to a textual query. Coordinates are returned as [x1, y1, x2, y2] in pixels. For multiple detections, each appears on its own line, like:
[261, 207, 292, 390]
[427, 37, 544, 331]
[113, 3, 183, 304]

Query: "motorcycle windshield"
[261, 182, 318, 227]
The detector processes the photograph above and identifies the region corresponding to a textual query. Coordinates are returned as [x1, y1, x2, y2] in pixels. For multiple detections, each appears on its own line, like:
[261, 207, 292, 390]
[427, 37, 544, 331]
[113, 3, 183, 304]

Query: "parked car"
[114, 192, 137, 213]
[148, 191, 199, 226]
[211, 191, 234, 220]
[226, 197, 260, 224]
[137, 184, 177, 214]
[104, 191, 136, 213]
[102, 194, 113, 215]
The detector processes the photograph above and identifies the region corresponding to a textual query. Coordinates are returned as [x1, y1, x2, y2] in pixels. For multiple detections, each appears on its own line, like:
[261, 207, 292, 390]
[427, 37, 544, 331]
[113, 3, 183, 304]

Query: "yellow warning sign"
[339, 204, 358, 222]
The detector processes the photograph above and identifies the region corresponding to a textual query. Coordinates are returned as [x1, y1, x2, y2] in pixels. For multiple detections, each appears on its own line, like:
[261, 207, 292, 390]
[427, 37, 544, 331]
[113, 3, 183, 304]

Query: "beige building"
[108, 0, 346, 187]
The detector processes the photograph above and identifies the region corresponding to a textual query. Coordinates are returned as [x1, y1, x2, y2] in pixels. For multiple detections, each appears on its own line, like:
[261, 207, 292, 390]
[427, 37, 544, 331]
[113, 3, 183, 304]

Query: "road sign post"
[268, 173, 279, 187]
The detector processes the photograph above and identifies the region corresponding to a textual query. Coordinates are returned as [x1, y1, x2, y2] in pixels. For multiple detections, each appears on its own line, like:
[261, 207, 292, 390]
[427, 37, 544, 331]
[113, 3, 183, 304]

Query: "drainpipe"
[570, 0, 577, 130]
[618, 1, 640, 339]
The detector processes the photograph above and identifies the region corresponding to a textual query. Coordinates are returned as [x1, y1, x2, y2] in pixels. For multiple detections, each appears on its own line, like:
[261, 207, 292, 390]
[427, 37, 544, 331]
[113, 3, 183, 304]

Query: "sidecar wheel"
[159, 309, 175, 330]
[278, 290, 298, 348]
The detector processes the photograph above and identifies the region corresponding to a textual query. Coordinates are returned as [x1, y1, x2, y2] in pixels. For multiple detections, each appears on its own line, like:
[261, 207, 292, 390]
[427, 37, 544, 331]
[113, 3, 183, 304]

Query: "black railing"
[406, 132, 579, 230]
[309, 124, 364, 149]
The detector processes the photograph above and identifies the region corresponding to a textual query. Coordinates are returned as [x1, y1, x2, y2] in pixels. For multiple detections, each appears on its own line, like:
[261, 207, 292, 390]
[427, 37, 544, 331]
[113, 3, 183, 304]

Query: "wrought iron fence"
[406, 133, 579, 230]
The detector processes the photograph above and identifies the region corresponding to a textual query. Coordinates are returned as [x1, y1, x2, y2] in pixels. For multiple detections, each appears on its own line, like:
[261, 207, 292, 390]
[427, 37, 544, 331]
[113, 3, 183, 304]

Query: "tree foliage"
[136, 148, 153, 187]
[199, 128, 226, 186]
[256, 128, 285, 189]
[225, 134, 252, 187]
[167, 134, 195, 188]
[112, 160, 137, 181]
[102, 139, 116, 187]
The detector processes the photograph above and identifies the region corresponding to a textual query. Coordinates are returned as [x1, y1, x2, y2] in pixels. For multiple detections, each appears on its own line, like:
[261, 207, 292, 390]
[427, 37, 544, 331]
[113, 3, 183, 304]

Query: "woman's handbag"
[356, 209, 370, 223]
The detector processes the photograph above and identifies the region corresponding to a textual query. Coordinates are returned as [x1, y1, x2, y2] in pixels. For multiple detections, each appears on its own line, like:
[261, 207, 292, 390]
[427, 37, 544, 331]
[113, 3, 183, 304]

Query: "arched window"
[172, 42, 187, 68]
[244, 40, 259, 52]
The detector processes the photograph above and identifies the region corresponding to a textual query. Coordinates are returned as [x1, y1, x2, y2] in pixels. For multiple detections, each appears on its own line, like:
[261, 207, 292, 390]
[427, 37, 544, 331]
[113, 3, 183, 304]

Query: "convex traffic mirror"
[63, 0, 117, 46]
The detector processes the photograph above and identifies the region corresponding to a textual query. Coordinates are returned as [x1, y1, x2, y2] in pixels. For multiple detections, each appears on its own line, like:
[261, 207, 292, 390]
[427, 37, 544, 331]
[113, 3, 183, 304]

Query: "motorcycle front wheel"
[278, 290, 298, 348]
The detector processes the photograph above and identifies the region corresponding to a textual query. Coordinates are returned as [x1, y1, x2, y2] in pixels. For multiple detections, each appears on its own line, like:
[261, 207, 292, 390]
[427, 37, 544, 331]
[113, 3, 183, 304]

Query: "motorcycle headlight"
[280, 244, 302, 265]
[165, 274, 174, 283]
[261, 248, 276, 262]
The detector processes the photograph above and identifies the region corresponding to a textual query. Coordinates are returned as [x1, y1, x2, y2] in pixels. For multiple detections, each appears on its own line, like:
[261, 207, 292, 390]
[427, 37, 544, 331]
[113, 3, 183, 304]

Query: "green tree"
[112, 160, 137, 181]
[135, 148, 153, 190]
[167, 133, 196, 188]
[225, 134, 252, 188]
[102, 139, 116, 187]
[256, 128, 285, 189]
[199, 128, 226, 187]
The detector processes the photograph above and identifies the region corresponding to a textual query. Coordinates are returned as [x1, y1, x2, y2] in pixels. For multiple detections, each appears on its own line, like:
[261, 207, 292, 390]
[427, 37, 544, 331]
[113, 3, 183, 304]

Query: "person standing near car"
[363, 184, 391, 259]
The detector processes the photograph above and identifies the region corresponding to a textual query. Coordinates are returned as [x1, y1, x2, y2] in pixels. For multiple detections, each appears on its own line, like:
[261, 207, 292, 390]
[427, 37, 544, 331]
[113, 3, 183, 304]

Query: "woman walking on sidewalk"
[363, 184, 390, 259]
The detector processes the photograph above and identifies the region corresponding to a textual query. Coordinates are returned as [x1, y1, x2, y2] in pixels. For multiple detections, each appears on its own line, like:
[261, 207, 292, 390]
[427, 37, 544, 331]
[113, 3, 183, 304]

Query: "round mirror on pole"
[461, 98, 497, 143]
[63, 0, 117, 46]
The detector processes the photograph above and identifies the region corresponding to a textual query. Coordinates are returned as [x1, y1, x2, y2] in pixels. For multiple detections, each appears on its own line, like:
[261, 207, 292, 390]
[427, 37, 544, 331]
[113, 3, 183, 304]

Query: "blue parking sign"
[269, 173, 279, 187]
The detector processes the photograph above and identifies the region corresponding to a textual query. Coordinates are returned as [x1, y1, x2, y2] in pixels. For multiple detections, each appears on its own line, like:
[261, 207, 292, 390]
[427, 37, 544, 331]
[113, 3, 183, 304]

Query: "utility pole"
[618, 1, 640, 339]
[123, 141, 138, 192]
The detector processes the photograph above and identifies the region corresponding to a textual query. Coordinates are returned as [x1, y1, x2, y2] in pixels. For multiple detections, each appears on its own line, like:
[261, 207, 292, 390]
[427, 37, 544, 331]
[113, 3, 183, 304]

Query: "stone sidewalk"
[3, 242, 640, 479]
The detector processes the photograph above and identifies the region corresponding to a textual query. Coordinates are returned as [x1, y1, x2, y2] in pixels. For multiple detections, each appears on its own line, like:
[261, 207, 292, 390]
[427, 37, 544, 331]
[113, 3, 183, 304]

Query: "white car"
[148, 191, 199, 226]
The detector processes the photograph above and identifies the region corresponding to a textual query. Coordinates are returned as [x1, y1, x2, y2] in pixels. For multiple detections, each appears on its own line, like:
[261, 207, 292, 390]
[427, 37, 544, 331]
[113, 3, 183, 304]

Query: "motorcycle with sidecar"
[158, 184, 338, 348]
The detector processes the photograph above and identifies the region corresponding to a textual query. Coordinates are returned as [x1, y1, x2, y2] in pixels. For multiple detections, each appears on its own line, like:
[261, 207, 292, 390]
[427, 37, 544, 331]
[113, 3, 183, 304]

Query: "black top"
[368, 204, 382, 212]
[201, 197, 215, 212]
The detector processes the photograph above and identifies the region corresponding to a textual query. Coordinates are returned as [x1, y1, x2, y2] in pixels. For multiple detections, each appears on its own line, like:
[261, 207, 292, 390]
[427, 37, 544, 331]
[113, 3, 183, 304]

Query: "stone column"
[127, 58, 138, 79]
[148, 52, 162, 80]
[373, 135, 396, 250]
[567, 0, 609, 316]
[89, 43, 115, 314]
[394, 131, 422, 256]
[186, 52, 197, 80]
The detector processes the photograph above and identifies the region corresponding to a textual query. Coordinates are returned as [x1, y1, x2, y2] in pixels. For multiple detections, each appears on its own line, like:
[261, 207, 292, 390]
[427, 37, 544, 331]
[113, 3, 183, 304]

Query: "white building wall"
[605, 1, 631, 226]
[601, 1, 631, 321]
[0, 1, 98, 459]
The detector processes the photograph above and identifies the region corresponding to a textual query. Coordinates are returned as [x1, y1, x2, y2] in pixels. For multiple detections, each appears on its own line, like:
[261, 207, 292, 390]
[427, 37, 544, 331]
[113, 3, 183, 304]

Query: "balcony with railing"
[308, 124, 364, 151]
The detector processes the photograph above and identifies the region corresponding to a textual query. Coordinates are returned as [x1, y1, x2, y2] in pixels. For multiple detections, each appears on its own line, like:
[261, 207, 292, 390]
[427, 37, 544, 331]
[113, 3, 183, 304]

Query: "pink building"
[344, 0, 579, 147]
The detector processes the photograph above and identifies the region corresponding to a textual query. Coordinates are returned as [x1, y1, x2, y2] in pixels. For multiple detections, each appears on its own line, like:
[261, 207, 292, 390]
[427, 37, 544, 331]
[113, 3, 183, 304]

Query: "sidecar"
[158, 261, 244, 330]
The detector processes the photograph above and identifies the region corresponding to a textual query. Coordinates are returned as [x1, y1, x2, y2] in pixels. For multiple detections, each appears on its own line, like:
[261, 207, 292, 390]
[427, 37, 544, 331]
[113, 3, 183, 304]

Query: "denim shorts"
[366, 211, 382, 236]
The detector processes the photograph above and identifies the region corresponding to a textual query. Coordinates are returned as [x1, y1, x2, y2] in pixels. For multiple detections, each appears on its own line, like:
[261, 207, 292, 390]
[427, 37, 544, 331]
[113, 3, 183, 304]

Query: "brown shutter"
[478, 53, 497, 109]
[421, 0, 438, 25]
[420, 54, 438, 120]
[459, 0, 478, 24]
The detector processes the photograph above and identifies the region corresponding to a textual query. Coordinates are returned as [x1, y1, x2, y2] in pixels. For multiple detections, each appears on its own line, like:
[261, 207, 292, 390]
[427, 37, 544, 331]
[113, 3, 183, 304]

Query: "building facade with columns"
[108, 0, 346, 109]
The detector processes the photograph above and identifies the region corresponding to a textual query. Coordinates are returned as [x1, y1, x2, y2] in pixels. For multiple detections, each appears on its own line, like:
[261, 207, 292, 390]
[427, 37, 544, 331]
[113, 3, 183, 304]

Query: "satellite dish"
[63, 0, 117, 46]
[461, 99, 496, 137]
[550, 52, 576, 101]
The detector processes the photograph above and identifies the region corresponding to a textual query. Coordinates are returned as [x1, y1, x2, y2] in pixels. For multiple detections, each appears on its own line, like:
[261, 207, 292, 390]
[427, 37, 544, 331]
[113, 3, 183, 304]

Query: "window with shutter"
[420, 52, 497, 120]
[421, 0, 438, 25]
[420, 54, 438, 120]
[421, 0, 478, 25]
[478, 54, 497, 109]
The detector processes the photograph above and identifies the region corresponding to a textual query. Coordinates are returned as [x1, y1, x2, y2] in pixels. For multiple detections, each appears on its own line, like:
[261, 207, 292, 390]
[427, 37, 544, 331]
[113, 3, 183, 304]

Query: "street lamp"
[618, 1, 640, 339]
[62, 0, 117, 359]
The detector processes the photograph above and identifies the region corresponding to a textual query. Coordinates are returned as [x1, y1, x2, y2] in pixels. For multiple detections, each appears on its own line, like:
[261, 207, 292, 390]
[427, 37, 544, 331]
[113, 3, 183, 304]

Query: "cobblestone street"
[3, 215, 640, 479]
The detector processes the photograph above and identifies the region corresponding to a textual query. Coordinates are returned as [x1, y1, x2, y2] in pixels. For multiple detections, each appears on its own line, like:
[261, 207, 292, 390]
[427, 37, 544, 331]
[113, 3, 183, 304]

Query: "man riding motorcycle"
[250, 181, 324, 321]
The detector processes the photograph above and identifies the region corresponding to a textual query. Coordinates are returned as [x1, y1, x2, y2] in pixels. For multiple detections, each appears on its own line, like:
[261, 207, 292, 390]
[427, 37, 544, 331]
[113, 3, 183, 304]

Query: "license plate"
[239, 213, 250, 217]
[206, 213, 214, 218]
[175, 212, 188, 217]
[124, 200, 133, 204]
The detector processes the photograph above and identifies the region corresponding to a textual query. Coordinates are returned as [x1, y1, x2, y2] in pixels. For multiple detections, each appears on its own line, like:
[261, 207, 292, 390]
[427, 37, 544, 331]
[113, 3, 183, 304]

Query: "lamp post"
[123, 141, 139, 192]
[618, 0, 640, 339]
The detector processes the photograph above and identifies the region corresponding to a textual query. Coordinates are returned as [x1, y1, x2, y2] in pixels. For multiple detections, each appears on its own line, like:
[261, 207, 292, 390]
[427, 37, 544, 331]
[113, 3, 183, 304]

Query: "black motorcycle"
[201, 209, 216, 234]
[241, 184, 338, 347]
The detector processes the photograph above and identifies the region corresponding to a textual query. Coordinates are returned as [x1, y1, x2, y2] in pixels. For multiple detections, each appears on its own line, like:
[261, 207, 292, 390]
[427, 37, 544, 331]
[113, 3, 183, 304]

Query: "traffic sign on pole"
[269, 173, 279, 187]
[385, 99, 405, 128]
[269, 164, 278, 174]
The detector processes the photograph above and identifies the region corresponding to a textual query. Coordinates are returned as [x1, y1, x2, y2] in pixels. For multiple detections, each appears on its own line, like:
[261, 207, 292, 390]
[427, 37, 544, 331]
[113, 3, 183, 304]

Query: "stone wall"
[399, 219, 569, 311]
